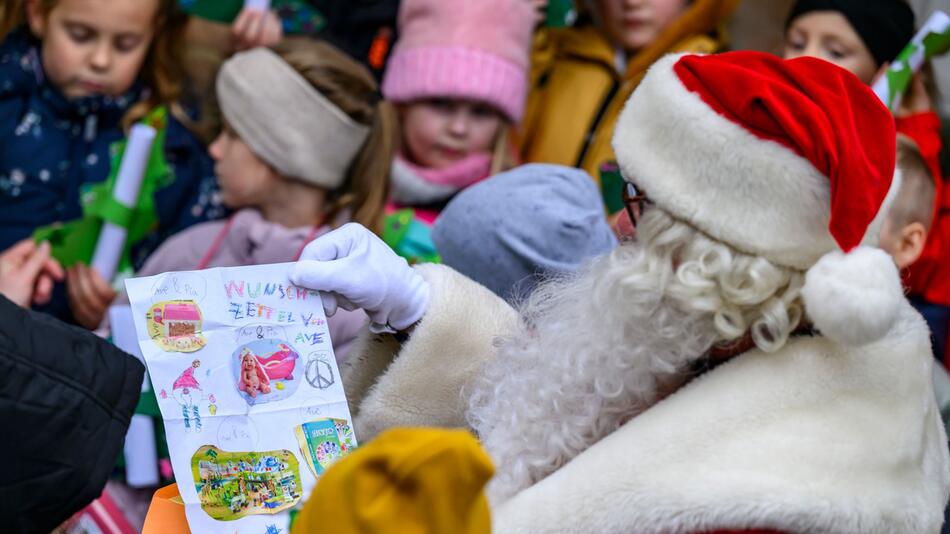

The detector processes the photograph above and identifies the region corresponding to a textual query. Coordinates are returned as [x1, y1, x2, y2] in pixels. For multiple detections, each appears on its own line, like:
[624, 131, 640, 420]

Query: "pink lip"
[438, 147, 465, 160]
[79, 80, 106, 92]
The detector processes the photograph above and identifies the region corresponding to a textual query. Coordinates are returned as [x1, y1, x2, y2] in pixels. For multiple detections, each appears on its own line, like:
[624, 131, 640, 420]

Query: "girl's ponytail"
[344, 99, 397, 234]
[0, 1, 24, 42]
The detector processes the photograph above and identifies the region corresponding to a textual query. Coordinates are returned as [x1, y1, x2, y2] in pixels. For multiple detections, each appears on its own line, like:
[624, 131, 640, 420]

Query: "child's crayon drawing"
[192, 445, 301, 521]
[126, 263, 355, 533]
[170, 360, 205, 432]
[304, 351, 334, 390]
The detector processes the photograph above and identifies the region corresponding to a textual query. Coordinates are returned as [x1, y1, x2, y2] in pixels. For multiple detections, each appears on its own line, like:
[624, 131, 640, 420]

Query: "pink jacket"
[133, 209, 368, 361]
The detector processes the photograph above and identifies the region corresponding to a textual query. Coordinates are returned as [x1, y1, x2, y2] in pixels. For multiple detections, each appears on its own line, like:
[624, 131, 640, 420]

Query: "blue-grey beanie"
[433, 164, 618, 303]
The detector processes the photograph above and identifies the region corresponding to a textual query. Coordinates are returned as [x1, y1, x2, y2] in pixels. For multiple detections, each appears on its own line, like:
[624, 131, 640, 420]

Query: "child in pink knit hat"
[380, 0, 535, 263]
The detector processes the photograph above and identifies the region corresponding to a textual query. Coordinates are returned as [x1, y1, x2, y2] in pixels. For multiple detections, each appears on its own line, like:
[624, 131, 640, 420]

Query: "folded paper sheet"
[126, 263, 356, 533]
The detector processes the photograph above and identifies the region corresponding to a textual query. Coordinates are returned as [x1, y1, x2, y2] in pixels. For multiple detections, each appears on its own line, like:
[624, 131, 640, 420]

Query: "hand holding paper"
[233, 0, 282, 52]
[291, 223, 430, 334]
[0, 239, 64, 307]
[67, 263, 118, 329]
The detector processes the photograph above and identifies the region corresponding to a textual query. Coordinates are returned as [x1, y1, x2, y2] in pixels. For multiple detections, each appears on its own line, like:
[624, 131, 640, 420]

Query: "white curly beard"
[466, 240, 722, 504]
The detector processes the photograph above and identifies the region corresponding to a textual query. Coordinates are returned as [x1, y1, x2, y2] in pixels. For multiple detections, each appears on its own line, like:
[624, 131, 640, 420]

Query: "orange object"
[368, 27, 393, 70]
[142, 484, 190, 534]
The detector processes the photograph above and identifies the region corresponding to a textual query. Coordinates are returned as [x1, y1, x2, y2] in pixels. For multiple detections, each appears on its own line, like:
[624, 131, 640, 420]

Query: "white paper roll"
[109, 304, 150, 391]
[124, 415, 160, 487]
[90, 124, 156, 282]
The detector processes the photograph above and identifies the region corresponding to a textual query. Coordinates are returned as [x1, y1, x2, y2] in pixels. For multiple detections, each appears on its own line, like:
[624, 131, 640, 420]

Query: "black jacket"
[0, 296, 144, 533]
[312, 0, 400, 81]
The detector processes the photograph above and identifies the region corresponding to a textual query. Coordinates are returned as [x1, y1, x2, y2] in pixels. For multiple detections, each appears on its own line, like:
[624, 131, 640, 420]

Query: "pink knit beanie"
[382, 0, 534, 122]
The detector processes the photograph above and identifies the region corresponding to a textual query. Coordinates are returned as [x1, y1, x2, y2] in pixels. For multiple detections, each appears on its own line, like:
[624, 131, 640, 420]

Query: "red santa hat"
[613, 51, 904, 346]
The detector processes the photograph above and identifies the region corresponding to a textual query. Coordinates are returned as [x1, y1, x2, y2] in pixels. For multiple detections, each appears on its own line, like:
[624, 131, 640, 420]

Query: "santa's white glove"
[290, 223, 430, 334]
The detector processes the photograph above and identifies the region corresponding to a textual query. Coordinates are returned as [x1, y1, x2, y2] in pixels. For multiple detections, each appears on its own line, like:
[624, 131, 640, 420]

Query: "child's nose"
[447, 112, 470, 137]
[209, 135, 224, 160]
[89, 41, 112, 72]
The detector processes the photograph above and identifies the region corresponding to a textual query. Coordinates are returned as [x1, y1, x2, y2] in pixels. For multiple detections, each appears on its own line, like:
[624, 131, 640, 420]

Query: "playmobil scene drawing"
[126, 263, 357, 533]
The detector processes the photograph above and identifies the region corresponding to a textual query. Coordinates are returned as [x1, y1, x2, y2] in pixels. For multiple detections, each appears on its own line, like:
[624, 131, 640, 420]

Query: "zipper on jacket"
[575, 79, 620, 169]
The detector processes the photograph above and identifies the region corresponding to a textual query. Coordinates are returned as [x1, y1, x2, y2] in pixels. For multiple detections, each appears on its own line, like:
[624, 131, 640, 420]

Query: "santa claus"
[291, 51, 950, 533]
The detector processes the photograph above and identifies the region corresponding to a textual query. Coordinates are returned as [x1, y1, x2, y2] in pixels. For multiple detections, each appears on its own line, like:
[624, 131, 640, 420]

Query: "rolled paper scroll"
[872, 11, 950, 111]
[90, 124, 156, 282]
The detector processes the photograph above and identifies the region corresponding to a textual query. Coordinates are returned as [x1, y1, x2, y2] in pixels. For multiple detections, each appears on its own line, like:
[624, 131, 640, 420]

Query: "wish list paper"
[125, 263, 357, 533]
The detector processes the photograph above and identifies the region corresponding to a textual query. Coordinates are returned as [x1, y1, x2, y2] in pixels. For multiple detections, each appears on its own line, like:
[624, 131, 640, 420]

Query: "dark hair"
[785, 0, 914, 66]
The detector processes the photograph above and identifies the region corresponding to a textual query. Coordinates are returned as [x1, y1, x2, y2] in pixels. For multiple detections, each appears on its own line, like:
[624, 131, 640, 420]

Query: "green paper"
[600, 162, 625, 215]
[874, 12, 950, 111]
[180, 0, 243, 23]
[922, 29, 950, 58]
[381, 209, 441, 265]
[382, 209, 413, 250]
[545, 0, 576, 27]
[33, 108, 174, 274]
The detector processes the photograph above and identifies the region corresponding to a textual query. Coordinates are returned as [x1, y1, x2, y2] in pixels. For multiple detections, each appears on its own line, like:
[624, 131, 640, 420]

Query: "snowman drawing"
[172, 360, 204, 432]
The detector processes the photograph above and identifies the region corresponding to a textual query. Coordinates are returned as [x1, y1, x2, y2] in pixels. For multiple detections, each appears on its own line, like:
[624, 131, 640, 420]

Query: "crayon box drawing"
[294, 418, 358, 477]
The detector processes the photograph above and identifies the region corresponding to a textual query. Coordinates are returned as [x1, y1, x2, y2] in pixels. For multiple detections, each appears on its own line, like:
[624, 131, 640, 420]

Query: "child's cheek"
[110, 49, 151, 95]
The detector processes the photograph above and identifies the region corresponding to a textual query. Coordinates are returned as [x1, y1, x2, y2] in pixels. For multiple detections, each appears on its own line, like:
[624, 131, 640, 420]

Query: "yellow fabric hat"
[291, 428, 494, 534]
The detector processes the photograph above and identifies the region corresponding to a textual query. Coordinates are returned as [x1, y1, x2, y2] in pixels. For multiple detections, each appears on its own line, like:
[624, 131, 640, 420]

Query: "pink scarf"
[397, 152, 492, 190]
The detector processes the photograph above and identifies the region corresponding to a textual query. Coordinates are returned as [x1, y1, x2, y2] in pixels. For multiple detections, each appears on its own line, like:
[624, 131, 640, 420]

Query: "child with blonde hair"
[0, 0, 222, 324]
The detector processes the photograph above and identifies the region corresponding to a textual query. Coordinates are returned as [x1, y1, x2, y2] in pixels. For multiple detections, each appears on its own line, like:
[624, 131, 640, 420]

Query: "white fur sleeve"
[341, 264, 519, 440]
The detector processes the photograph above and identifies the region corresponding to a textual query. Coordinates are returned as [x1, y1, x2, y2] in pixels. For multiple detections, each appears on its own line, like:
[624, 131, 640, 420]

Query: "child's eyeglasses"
[621, 181, 651, 228]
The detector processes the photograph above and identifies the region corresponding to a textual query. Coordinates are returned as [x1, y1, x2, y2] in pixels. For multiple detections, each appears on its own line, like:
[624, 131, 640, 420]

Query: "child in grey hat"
[432, 164, 618, 303]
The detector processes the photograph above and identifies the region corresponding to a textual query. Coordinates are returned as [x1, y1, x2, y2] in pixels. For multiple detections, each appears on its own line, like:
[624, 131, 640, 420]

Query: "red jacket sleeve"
[897, 112, 950, 304]
[897, 111, 943, 183]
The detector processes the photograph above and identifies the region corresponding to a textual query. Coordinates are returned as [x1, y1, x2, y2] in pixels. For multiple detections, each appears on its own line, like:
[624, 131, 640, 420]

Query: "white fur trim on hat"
[612, 54, 893, 270]
[801, 246, 904, 346]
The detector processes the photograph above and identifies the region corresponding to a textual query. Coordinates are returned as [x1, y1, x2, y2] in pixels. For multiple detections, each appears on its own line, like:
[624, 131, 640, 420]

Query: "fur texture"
[341, 263, 518, 440]
[341, 214, 949, 531]
[612, 54, 894, 270]
[468, 209, 805, 503]
[802, 246, 904, 346]
[491, 300, 950, 533]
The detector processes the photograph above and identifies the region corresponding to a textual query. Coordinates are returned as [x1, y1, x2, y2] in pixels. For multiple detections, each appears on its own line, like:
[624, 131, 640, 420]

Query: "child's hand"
[528, 0, 548, 26]
[874, 63, 934, 117]
[66, 263, 117, 330]
[0, 240, 64, 308]
[232, 8, 283, 52]
[898, 73, 934, 117]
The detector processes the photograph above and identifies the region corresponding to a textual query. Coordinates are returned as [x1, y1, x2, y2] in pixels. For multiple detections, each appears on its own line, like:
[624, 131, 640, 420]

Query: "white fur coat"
[341, 265, 950, 533]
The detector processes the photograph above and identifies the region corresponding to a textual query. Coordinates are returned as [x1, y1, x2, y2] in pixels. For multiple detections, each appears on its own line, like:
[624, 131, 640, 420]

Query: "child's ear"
[893, 221, 928, 270]
[24, 0, 48, 39]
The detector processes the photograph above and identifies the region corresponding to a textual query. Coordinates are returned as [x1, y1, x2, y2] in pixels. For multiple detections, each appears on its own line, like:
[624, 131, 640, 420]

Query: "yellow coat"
[517, 0, 738, 181]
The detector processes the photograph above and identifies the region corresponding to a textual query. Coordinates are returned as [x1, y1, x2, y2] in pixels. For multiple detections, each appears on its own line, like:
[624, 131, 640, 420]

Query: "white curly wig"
[467, 206, 806, 503]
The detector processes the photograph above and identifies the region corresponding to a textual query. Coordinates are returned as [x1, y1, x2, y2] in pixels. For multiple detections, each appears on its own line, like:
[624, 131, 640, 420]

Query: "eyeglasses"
[621, 181, 650, 228]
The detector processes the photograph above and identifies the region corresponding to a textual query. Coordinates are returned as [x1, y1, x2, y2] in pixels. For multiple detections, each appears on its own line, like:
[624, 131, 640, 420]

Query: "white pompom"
[801, 247, 903, 346]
